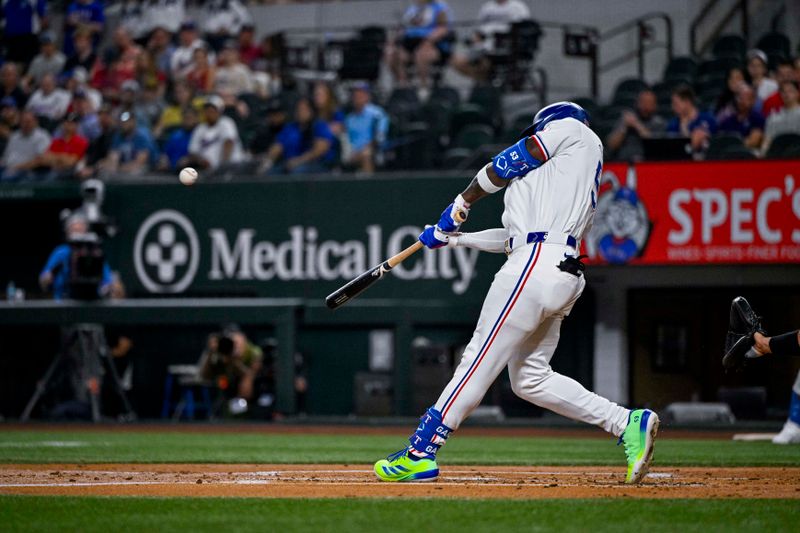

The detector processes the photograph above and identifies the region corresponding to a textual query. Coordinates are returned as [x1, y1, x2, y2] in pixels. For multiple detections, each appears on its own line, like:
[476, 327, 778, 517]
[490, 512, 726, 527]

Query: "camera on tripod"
[61, 179, 117, 301]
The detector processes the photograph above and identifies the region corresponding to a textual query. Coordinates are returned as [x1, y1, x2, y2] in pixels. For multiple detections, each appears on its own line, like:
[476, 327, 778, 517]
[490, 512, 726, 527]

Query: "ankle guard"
[408, 407, 453, 457]
[769, 330, 800, 356]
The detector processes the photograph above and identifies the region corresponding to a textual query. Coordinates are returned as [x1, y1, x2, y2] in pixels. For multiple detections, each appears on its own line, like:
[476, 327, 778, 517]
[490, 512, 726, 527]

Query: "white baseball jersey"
[430, 116, 630, 440]
[502, 118, 603, 242]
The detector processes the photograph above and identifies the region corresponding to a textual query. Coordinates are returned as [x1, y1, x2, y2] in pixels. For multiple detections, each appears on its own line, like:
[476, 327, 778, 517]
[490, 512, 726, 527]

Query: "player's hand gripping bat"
[325, 211, 466, 310]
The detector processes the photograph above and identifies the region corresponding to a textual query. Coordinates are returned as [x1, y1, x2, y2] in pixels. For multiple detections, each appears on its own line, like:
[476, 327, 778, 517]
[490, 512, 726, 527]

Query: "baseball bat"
[325, 211, 466, 310]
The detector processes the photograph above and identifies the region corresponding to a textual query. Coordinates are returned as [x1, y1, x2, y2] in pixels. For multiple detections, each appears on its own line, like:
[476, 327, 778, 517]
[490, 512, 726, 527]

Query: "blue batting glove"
[419, 225, 449, 249]
[436, 194, 470, 233]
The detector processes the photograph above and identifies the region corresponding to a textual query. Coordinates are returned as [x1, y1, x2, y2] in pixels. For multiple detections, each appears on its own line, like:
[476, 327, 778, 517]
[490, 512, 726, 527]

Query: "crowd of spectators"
[0, 0, 396, 182]
[606, 49, 800, 161]
[0, 0, 796, 182]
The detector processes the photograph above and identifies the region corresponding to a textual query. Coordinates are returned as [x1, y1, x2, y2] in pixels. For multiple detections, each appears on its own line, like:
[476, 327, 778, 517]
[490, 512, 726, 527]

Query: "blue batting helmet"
[521, 101, 590, 137]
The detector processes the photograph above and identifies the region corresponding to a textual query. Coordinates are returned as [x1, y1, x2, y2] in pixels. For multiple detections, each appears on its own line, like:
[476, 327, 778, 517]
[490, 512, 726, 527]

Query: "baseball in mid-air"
[179, 167, 198, 186]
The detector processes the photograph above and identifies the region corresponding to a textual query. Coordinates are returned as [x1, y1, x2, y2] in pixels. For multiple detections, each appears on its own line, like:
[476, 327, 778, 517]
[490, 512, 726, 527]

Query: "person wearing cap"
[64, 0, 105, 57]
[0, 111, 51, 182]
[23, 113, 89, 180]
[182, 95, 244, 171]
[1, 0, 47, 66]
[26, 73, 72, 122]
[213, 40, 254, 96]
[747, 49, 779, 108]
[65, 68, 102, 112]
[101, 111, 156, 177]
[202, 0, 252, 52]
[25, 32, 67, 87]
[171, 21, 212, 81]
[343, 82, 389, 174]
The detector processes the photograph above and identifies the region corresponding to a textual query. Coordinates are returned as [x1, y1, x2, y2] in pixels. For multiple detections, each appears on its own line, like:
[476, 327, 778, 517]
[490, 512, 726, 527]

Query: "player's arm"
[419, 137, 545, 249]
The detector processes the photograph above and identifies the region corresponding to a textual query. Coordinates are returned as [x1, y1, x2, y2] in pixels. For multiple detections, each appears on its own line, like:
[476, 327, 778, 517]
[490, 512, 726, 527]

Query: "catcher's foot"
[773, 420, 800, 445]
[374, 449, 439, 482]
[621, 409, 659, 484]
[723, 296, 766, 371]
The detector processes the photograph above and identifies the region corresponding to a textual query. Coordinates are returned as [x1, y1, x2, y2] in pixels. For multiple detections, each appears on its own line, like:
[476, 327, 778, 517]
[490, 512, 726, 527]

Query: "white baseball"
[179, 167, 198, 185]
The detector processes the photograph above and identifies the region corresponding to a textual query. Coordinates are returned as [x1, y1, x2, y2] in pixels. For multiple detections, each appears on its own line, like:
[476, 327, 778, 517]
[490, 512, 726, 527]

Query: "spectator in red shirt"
[25, 113, 89, 180]
[762, 59, 798, 118]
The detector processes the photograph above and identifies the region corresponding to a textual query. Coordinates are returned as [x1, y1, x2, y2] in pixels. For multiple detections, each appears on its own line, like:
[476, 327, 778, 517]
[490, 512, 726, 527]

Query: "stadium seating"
[711, 34, 746, 61]
[612, 78, 649, 107]
[453, 124, 495, 150]
[765, 133, 800, 159]
[663, 56, 698, 83]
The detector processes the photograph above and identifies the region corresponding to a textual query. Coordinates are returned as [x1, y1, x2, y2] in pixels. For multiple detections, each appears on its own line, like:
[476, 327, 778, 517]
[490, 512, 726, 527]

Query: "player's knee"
[510, 368, 552, 400]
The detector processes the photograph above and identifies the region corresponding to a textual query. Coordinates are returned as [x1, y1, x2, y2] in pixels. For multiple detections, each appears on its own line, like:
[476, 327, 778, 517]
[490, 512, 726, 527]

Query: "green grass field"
[0, 429, 798, 466]
[1, 428, 799, 532]
[1, 497, 798, 533]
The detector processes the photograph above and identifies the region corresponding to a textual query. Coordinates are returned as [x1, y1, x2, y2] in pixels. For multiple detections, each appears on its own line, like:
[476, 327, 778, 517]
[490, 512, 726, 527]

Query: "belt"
[505, 232, 578, 254]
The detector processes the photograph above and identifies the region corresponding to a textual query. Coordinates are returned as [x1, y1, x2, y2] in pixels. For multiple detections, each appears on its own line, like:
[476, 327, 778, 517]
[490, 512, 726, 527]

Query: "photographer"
[39, 211, 112, 300]
[197, 325, 263, 404]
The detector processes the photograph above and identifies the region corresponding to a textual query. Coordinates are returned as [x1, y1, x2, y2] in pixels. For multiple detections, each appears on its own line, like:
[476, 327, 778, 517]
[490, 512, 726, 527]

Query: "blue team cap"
[521, 101, 590, 137]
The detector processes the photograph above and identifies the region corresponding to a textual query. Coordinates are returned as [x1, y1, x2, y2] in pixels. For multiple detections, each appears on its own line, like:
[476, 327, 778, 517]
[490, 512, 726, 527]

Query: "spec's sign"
[586, 161, 800, 264]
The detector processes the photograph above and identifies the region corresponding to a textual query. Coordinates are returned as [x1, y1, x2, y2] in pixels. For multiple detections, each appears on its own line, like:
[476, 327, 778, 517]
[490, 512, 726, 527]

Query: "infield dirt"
[1, 464, 798, 499]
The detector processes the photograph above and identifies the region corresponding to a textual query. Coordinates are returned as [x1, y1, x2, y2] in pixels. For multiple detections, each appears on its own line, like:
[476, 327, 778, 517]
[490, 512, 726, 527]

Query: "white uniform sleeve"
[529, 119, 579, 163]
[449, 228, 510, 254]
[188, 126, 202, 155]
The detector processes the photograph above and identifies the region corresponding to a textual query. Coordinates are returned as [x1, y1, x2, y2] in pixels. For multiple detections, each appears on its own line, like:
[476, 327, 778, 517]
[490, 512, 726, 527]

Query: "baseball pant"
[434, 241, 631, 437]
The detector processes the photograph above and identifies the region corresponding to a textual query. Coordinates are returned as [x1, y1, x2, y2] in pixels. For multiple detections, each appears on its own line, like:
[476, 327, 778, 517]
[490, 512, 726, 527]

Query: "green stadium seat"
[712, 34, 746, 60]
[453, 124, 495, 150]
[441, 147, 475, 170]
[698, 57, 741, 78]
[766, 133, 800, 159]
[756, 32, 790, 59]
[468, 85, 502, 116]
[717, 145, 756, 160]
[663, 56, 698, 82]
[431, 86, 461, 108]
[449, 103, 494, 139]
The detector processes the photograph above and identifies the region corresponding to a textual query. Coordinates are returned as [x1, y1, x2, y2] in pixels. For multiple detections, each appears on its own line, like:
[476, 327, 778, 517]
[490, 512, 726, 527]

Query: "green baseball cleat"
[374, 449, 439, 482]
[621, 408, 660, 484]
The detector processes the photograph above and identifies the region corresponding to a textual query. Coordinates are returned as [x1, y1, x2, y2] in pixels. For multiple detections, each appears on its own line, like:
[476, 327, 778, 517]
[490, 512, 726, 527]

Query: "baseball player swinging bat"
[325, 211, 466, 309]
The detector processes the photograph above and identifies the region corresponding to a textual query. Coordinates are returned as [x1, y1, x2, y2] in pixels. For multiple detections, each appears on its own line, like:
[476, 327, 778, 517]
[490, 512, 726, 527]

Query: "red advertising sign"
[585, 160, 800, 265]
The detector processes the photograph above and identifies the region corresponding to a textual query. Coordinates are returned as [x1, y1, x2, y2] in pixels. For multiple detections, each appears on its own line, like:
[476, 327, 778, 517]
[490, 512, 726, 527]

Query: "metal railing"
[690, 0, 749, 57]
[595, 12, 674, 94]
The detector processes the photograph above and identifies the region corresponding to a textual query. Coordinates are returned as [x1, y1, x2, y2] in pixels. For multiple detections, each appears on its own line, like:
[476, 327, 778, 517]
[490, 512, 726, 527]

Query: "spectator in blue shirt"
[387, 0, 453, 89]
[160, 106, 198, 171]
[667, 84, 717, 156]
[261, 97, 335, 175]
[343, 82, 389, 174]
[64, 0, 105, 57]
[1, 0, 48, 66]
[718, 83, 765, 151]
[100, 111, 156, 178]
[39, 212, 112, 300]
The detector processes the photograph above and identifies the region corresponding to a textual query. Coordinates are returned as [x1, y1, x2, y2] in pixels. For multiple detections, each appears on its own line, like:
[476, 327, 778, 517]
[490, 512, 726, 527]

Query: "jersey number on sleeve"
[590, 161, 602, 210]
